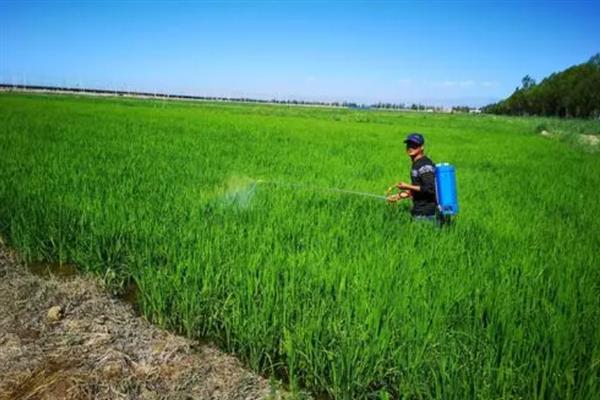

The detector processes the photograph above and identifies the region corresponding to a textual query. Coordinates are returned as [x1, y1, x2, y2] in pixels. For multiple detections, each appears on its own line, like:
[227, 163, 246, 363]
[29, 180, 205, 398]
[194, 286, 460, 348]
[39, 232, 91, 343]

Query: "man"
[387, 133, 438, 219]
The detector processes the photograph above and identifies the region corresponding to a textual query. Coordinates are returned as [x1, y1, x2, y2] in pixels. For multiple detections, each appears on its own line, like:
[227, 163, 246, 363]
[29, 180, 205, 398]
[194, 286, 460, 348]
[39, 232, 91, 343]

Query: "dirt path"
[0, 245, 281, 400]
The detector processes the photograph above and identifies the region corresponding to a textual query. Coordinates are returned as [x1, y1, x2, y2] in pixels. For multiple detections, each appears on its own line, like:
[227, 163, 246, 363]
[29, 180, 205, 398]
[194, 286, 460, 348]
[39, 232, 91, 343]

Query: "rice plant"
[1, 92, 599, 399]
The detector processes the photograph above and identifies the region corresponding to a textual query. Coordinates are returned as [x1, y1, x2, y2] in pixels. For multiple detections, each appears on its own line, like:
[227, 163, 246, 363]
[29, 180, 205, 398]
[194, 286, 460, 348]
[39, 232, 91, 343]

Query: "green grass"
[1, 92, 599, 399]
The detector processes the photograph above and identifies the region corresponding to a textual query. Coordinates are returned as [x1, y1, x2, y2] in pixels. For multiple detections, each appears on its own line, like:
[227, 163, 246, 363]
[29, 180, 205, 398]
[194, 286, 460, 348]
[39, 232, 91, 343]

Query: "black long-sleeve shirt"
[410, 156, 437, 216]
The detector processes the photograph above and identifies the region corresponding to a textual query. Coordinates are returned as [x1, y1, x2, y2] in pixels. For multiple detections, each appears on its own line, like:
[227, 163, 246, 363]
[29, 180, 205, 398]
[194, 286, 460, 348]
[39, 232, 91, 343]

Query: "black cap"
[403, 133, 425, 145]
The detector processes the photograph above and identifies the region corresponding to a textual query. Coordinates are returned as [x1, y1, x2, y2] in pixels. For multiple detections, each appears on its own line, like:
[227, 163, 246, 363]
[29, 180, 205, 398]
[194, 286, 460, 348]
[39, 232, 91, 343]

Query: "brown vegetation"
[0, 244, 281, 400]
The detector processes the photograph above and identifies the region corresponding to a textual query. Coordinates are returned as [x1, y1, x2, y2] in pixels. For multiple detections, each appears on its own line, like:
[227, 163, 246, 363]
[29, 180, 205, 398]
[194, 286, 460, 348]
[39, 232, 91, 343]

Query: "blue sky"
[1, 1, 599, 106]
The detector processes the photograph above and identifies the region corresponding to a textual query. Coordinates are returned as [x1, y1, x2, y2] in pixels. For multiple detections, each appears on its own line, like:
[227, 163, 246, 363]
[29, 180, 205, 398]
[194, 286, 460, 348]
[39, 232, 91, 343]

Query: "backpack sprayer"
[434, 163, 459, 216]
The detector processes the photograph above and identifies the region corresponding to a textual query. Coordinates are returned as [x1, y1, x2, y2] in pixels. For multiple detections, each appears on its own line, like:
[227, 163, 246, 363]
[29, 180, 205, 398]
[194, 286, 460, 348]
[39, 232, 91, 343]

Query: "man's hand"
[399, 190, 411, 199]
[397, 182, 420, 192]
[387, 194, 401, 203]
[396, 181, 411, 190]
[387, 191, 411, 203]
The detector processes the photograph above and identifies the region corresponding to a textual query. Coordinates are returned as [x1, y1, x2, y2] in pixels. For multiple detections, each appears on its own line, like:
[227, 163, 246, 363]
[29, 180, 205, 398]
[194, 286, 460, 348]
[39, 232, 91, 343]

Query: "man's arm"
[418, 169, 436, 196]
[397, 166, 436, 195]
[397, 182, 420, 192]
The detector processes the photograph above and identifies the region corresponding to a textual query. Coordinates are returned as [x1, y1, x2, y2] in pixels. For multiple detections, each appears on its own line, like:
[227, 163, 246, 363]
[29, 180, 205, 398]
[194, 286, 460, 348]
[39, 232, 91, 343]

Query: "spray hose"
[256, 180, 389, 201]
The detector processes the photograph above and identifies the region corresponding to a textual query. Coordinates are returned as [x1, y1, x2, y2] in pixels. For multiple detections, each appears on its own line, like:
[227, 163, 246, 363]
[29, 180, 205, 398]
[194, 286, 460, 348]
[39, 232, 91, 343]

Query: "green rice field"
[1, 92, 599, 399]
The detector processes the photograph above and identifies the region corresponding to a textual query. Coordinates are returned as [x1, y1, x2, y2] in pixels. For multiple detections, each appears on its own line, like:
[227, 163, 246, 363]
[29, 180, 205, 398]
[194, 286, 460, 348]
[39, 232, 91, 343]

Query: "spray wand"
[257, 179, 390, 201]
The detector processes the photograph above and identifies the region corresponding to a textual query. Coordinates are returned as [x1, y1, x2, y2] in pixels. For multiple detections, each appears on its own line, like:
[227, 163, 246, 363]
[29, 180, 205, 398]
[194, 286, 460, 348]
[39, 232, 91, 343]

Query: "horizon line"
[0, 83, 487, 110]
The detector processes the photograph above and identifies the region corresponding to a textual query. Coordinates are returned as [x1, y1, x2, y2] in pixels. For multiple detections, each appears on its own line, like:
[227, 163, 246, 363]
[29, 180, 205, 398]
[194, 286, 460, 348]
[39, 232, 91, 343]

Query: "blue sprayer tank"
[435, 163, 459, 216]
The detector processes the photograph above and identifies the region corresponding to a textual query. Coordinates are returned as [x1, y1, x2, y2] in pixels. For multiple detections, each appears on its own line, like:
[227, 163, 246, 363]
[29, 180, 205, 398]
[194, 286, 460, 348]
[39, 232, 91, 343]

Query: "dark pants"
[413, 213, 452, 226]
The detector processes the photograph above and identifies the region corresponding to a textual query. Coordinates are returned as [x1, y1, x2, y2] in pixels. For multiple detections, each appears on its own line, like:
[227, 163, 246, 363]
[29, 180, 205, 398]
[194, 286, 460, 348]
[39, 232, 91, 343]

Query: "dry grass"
[0, 244, 282, 400]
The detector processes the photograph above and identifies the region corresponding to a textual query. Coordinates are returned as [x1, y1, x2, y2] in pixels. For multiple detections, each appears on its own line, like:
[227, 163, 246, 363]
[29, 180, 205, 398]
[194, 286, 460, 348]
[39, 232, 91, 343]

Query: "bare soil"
[0, 244, 282, 400]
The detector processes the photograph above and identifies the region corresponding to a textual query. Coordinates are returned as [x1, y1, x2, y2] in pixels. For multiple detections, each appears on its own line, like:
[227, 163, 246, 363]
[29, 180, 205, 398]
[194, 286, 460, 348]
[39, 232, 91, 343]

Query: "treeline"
[0, 84, 389, 110]
[370, 102, 479, 113]
[2, 84, 482, 113]
[0, 84, 349, 107]
[370, 102, 436, 111]
[483, 54, 600, 118]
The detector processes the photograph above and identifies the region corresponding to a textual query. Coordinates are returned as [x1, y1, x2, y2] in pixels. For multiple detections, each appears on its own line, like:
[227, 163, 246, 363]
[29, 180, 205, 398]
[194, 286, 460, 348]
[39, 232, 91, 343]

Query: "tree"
[521, 75, 536, 90]
[483, 55, 600, 118]
[588, 53, 600, 66]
